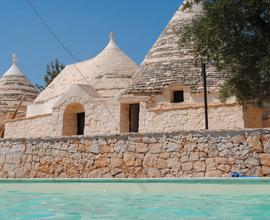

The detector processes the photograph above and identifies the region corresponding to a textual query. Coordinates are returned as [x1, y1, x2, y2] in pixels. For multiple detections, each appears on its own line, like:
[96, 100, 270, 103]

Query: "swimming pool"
[0, 178, 269, 220]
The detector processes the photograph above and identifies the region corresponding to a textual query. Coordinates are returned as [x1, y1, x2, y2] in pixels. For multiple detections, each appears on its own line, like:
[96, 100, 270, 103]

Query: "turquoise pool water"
[0, 179, 269, 220]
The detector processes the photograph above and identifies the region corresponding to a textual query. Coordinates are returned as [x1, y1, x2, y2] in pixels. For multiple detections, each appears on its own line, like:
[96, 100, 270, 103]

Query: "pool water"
[0, 179, 269, 220]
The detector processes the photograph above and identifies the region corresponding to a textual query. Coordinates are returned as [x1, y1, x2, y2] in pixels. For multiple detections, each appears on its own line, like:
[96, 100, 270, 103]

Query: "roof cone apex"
[12, 53, 17, 65]
[106, 32, 119, 49]
[3, 54, 24, 77]
[109, 32, 115, 42]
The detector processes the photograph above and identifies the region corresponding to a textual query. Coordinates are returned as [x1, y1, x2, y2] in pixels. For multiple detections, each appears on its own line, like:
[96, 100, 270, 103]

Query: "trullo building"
[4, 1, 270, 138]
[5, 33, 139, 138]
[0, 54, 39, 134]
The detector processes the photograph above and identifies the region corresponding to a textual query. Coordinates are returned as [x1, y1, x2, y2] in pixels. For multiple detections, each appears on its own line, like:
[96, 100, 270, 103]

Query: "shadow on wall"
[243, 105, 270, 129]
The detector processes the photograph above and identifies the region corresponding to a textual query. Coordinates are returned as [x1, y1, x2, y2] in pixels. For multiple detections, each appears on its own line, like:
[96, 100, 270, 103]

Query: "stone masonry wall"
[140, 104, 245, 132]
[0, 130, 270, 178]
[5, 114, 54, 139]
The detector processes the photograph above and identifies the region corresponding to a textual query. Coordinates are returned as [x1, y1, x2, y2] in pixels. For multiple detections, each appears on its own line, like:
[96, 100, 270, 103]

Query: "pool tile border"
[0, 178, 269, 184]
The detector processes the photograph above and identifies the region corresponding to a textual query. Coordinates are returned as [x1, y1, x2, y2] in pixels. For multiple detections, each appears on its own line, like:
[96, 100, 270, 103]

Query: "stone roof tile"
[0, 55, 40, 115]
[126, 1, 226, 95]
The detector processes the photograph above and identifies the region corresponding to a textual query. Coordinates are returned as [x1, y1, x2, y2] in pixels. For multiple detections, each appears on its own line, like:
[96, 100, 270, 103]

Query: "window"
[172, 90, 184, 103]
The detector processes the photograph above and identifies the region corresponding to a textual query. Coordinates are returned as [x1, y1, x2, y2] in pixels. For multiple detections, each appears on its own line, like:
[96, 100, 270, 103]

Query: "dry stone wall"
[5, 114, 54, 139]
[0, 130, 270, 178]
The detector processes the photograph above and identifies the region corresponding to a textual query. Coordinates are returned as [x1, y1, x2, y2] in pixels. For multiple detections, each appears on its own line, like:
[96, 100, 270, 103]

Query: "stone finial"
[12, 53, 17, 65]
[109, 32, 115, 42]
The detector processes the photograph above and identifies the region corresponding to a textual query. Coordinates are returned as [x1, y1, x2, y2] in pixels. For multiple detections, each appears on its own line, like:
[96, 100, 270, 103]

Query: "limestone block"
[94, 156, 108, 168]
[262, 136, 270, 153]
[136, 143, 148, 153]
[110, 157, 123, 168]
[10, 144, 25, 154]
[115, 172, 126, 178]
[165, 142, 179, 152]
[245, 158, 260, 168]
[111, 168, 122, 176]
[123, 153, 136, 167]
[189, 152, 199, 161]
[147, 168, 160, 178]
[102, 172, 113, 178]
[90, 142, 100, 154]
[218, 165, 231, 173]
[262, 166, 270, 176]
[194, 161, 206, 172]
[248, 136, 263, 152]
[182, 162, 193, 171]
[159, 153, 170, 159]
[142, 137, 157, 144]
[115, 140, 127, 153]
[149, 144, 162, 154]
[260, 154, 270, 167]
[205, 158, 216, 171]
[88, 169, 103, 178]
[68, 145, 77, 153]
[205, 170, 222, 177]
[155, 158, 167, 169]
[143, 153, 158, 167]
[100, 145, 110, 153]
[232, 135, 246, 145]
[167, 158, 180, 170]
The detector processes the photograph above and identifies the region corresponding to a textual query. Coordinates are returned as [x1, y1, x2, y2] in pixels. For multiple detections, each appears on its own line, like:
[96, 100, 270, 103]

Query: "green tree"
[36, 59, 65, 91]
[179, 0, 270, 105]
[44, 59, 65, 87]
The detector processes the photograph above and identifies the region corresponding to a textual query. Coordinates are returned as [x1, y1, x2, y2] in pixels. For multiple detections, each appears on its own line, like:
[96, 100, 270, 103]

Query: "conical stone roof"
[0, 54, 40, 116]
[126, 1, 225, 95]
[35, 33, 138, 103]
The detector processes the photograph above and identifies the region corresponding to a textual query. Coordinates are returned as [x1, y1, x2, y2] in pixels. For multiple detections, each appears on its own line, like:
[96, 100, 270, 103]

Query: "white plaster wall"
[139, 103, 245, 133]
[54, 96, 120, 137]
[27, 96, 60, 117]
[84, 101, 120, 135]
[152, 92, 222, 109]
[5, 97, 245, 139]
[98, 89, 124, 98]
[5, 114, 54, 138]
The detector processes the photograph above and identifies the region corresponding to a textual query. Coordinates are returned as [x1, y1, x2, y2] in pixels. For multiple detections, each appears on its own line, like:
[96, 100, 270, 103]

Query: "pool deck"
[0, 178, 269, 184]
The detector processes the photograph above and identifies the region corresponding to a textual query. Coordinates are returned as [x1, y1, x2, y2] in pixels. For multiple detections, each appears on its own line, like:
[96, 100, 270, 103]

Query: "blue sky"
[0, 0, 182, 85]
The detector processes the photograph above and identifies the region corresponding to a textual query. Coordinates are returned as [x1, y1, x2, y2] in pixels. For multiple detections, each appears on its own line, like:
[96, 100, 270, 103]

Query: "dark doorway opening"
[129, 103, 140, 133]
[77, 112, 85, 135]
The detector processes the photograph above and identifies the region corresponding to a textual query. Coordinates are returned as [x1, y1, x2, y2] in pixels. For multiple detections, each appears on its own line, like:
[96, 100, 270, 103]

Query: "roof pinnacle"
[12, 53, 17, 65]
[109, 32, 115, 42]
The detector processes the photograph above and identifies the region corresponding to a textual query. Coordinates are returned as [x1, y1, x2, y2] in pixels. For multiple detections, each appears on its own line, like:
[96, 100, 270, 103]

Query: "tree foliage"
[180, 0, 270, 105]
[44, 59, 65, 87]
[36, 59, 65, 91]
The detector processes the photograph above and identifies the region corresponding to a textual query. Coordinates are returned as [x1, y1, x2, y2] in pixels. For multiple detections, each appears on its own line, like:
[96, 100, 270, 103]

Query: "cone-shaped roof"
[35, 33, 138, 103]
[0, 54, 40, 115]
[126, 1, 225, 95]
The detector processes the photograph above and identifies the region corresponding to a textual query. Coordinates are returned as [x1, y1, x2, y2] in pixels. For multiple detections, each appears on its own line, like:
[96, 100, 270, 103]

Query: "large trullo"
[122, 0, 270, 131]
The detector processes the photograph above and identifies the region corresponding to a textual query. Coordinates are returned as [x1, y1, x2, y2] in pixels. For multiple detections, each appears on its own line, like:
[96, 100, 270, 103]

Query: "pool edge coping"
[0, 178, 269, 184]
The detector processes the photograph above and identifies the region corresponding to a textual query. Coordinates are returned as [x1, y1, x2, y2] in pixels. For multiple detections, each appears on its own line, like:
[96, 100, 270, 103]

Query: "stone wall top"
[6, 113, 52, 123]
[1, 129, 270, 143]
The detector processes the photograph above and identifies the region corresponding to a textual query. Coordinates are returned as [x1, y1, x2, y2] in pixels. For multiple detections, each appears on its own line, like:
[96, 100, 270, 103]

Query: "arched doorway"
[62, 103, 85, 136]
